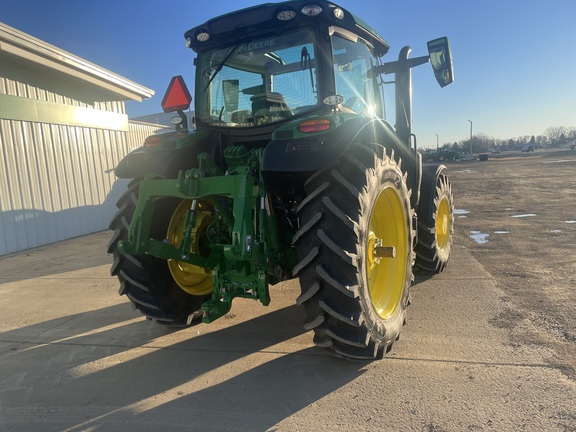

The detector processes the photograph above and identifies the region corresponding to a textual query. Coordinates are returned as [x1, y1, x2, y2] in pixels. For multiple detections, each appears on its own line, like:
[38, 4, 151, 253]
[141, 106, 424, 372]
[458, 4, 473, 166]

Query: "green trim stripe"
[0, 93, 128, 131]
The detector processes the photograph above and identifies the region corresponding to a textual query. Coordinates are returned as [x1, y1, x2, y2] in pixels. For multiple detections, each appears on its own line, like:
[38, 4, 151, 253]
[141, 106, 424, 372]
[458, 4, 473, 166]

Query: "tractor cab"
[186, 1, 391, 132]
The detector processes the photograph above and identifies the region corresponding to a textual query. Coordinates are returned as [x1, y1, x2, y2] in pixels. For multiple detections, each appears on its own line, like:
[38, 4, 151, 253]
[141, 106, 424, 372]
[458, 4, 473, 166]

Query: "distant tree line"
[440, 126, 576, 154]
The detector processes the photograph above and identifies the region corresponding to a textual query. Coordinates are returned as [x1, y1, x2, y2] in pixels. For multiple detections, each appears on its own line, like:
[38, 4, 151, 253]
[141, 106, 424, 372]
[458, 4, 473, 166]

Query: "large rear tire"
[108, 180, 212, 326]
[293, 143, 414, 360]
[415, 172, 454, 273]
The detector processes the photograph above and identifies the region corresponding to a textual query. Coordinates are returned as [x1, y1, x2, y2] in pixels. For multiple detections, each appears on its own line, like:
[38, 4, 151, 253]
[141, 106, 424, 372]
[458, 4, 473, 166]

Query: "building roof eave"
[0, 22, 154, 102]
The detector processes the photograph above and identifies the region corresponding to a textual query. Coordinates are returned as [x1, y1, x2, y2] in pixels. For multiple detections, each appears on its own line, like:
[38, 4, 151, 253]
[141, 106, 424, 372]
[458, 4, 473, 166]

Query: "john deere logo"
[237, 39, 276, 54]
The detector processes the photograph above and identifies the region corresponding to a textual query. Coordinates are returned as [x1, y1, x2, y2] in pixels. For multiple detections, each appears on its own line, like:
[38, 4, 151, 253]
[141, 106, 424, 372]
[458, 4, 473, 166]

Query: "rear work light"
[298, 119, 331, 133]
[333, 8, 344, 19]
[301, 5, 323, 16]
[196, 31, 210, 42]
[277, 10, 297, 21]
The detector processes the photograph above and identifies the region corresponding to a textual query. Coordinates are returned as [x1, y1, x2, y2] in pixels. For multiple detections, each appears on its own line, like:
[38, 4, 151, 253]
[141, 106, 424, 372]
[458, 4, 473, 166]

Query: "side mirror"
[427, 37, 454, 88]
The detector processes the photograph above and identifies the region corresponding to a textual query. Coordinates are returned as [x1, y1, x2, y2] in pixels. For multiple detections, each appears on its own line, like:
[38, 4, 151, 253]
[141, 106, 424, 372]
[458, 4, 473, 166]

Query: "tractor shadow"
[412, 269, 440, 286]
[0, 179, 129, 279]
[0, 229, 113, 281]
[0, 301, 366, 431]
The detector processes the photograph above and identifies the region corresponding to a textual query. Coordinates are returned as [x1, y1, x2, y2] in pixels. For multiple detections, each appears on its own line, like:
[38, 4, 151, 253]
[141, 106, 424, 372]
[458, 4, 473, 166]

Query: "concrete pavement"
[0, 231, 574, 431]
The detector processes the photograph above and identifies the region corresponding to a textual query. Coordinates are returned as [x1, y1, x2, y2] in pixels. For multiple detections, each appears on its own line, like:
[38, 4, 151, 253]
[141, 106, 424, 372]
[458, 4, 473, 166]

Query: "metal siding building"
[0, 23, 163, 255]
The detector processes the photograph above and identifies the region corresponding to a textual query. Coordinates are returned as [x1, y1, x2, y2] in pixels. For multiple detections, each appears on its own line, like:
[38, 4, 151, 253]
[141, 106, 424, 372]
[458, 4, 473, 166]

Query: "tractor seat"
[250, 92, 292, 123]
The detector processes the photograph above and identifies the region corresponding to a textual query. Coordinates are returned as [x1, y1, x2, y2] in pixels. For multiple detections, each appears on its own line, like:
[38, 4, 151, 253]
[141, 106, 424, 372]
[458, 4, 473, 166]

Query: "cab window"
[332, 34, 380, 117]
[195, 29, 319, 127]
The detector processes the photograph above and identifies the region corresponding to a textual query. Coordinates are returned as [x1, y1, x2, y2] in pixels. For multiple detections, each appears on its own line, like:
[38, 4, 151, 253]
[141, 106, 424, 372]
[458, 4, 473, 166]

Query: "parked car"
[522, 145, 535, 152]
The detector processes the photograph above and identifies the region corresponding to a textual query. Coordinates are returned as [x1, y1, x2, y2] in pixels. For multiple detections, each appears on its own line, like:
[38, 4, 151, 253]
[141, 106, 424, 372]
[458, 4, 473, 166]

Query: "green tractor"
[109, 0, 455, 360]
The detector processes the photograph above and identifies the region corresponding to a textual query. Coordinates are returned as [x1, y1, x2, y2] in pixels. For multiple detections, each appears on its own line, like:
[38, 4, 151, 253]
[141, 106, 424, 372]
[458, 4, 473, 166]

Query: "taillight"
[298, 119, 331, 133]
[144, 136, 161, 148]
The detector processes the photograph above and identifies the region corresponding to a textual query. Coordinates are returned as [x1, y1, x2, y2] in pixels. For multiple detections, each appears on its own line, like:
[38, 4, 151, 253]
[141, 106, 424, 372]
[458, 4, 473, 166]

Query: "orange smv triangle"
[161, 75, 192, 113]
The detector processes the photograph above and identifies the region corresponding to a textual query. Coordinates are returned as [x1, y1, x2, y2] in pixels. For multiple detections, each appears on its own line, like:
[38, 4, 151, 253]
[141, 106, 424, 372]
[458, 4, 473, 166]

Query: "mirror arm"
[370, 55, 430, 77]
[405, 55, 430, 69]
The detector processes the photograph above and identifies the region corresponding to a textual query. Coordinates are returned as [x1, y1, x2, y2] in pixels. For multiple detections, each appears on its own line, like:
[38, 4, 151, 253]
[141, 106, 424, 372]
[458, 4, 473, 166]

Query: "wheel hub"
[167, 200, 214, 296]
[366, 186, 408, 320]
[368, 235, 396, 265]
[436, 197, 451, 250]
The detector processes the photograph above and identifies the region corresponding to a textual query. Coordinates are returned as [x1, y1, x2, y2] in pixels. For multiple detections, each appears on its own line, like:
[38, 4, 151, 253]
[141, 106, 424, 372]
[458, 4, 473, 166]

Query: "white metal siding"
[0, 74, 125, 114]
[0, 119, 165, 255]
[0, 23, 157, 255]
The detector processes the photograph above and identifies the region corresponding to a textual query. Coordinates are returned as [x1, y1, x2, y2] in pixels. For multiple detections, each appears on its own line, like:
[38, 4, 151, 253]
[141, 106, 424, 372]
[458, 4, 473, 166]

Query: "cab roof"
[185, 0, 390, 57]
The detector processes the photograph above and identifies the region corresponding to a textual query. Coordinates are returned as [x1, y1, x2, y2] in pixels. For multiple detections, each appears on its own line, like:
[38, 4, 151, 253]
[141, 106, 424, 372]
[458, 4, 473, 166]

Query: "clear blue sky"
[2, 0, 575, 148]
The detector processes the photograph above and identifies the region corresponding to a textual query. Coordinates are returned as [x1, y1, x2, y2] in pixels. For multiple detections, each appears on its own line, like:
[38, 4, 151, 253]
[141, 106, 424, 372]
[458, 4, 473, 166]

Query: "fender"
[262, 115, 421, 207]
[115, 147, 184, 179]
[115, 131, 218, 179]
[262, 116, 411, 172]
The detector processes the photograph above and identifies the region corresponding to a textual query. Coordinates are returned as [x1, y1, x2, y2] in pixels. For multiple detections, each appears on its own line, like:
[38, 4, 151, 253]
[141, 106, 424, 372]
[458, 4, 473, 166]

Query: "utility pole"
[435, 134, 439, 151]
[468, 119, 473, 155]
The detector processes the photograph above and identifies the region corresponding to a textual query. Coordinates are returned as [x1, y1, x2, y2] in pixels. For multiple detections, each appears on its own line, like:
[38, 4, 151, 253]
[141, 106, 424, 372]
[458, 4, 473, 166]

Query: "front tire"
[107, 180, 211, 326]
[293, 143, 414, 360]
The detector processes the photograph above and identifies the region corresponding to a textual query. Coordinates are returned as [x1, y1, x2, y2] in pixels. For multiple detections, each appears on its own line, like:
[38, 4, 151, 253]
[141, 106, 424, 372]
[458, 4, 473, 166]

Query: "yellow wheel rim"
[436, 197, 451, 251]
[366, 186, 408, 320]
[167, 200, 213, 296]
